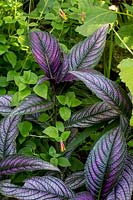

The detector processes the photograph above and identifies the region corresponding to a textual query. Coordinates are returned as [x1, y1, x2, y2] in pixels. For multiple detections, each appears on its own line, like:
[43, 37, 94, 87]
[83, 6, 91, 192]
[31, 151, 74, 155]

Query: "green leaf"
[130, 112, 133, 126]
[57, 95, 66, 105]
[117, 58, 133, 97]
[43, 126, 58, 138]
[50, 157, 58, 166]
[3, 16, 16, 23]
[76, 7, 116, 36]
[128, 140, 133, 147]
[0, 77, 8, 87]
[7, 70, 18, 81]
[21, 71, 38, 84]
[5, 51, 17, 68]
[61, 131, 71, 141]
[58, 157, 71, 167]
[56, 121, 64, 132]
[69, 157, 84, 172]
[14, 76, 27, 91]
[115, 24, 133, 50]
[38, 113, 49, 122]
[0, 44, 8, 55]
[49, 146, 56, 157]
[33, 82, 48, 99]
[59, 107, 71, 121]
[18, 121, 32, 137]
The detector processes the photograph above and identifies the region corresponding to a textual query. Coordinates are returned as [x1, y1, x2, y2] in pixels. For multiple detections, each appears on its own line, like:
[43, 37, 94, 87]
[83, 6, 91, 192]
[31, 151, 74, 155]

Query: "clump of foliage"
[0, 24, 132, 200]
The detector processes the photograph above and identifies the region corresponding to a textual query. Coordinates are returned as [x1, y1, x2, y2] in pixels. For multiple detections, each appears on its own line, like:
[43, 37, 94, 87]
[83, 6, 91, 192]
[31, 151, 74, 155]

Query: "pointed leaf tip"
[68, 24, 109, 71]
[29, 31, 61, 80]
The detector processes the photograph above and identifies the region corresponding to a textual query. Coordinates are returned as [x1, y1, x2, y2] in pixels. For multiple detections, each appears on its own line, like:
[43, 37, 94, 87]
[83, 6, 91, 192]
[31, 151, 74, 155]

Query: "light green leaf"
[49, 146, 56, 157]
[33, 82, 48, 99]
[43, 126, 58, 138]
[58, 157, 71, 167]
[59, 107, 71, 121]
[117, 58, 133, 96]
[50, 157, 58, 166]
[38, 113, 49, 122]
[0, 44, 8, 55]
[7, 70, 18, 81]
[115, 24, 133, 49]
[76, 7, 116, 36]
[57, 95, 66, 105]
[5, 51, 17, 68]
[56, 121, 64, 132]
[61, 131, 71, 141]
[18, 121, 32, 137]
[0, 77, 8, 87]
[21, 71, 38, 84]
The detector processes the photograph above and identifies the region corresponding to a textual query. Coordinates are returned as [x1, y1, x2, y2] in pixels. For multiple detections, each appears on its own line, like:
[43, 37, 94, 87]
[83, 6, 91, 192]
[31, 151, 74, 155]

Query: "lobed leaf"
[70, 70, 132, 119]
[106, 155, 133, 200]
[0, 115, 20, 159]
[68, 25, 109, 71]
[66, 102, 119, 128]
[65, 171, 85, 190]
[29, 31, 61, 79]
[10, 95, 53, 116]
[85, 126, 127, 199]
[0, 95, 12, 116]
[0, 155, 60, 175]
[0, 176, 75, 200]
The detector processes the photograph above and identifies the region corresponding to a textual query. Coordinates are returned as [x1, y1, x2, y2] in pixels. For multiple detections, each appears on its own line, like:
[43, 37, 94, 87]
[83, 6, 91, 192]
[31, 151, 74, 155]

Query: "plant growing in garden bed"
[0, 25, 132, 199]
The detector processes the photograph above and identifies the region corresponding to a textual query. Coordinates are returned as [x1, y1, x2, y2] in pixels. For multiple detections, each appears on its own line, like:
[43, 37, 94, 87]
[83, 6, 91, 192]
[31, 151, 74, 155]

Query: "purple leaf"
[70, 70, 132, 119]
[106, 155, 133, 200]
[0, 176, 75, 200]
[73, 192, 94, 200]
[68, 25, 109, 71]
[66, 102, 119, 128]
[85, 126, 127, 199]
[120, 115, 130, 137]
[0, 95, 12, 116]
[0, 115, 20, 159]
[29, 31, 61, 79]
[0, 155, 60, 175]
[65, 171, 85, 190]
[11, 95, 53, 116]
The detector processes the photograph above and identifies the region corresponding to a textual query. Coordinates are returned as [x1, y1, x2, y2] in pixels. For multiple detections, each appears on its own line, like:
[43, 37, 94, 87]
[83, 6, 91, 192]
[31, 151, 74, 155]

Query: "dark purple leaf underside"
[66, 102, 119, 128]
[68, 25, 109, 71]
[0, 115, 20, 159]
[0, 95, 12, 115]
[11, 95, 53, 116]
[74, 192, 94, 200]
[70, 70, 132, 119]
[65, 171, 85, 190]
[106, 155, 133, 200]
[30, 31, 61, 79]
[0, 155, 59, 175]
[0, 176, 75, 200]
[85, 126, 127, 199]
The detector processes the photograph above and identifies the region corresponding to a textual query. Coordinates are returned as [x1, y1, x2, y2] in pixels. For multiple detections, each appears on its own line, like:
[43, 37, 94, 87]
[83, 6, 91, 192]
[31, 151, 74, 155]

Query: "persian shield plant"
[0, 24, 133, 200]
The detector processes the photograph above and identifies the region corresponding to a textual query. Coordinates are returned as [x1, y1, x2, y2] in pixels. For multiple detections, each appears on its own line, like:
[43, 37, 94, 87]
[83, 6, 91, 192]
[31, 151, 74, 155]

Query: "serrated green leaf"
[33, 82, 48, 99]
[59, 107, 71, 121]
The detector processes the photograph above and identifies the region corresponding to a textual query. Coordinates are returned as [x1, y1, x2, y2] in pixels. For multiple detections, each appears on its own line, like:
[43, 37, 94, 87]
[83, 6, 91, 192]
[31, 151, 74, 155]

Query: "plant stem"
[113, 28, 133, 56]
[107, 30, 113, 78]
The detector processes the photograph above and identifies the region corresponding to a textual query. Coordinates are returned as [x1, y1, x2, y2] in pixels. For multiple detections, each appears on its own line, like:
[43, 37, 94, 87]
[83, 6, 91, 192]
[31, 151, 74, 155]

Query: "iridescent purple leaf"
[29, 31, 61, 79]
[0, 115, 20, 159]
[0, 155, 60, 175]
[65, 171, 85, 190]
[106, 155, 133, 200]
[120, 115, 130, 137]
[0, 95, 12, 116]
[70, 70, 132, 119]
[11, 95, 53, 116]
[66, 102, 119, 128]
[85, 126, 127, 199]
[0, 176, 75, 200]
[68, 25, 109, 71]
[72, 192, 94, 200]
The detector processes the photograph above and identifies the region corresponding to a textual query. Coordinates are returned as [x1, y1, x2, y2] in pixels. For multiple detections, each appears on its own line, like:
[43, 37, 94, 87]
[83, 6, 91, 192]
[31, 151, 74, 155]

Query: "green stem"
[107, 30, 113, 78]
[113, 28, 133, 56]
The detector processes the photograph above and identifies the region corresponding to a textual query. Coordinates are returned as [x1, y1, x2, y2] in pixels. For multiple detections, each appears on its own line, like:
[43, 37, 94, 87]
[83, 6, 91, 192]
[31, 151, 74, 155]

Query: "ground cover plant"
[0, 23, 133, 200]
